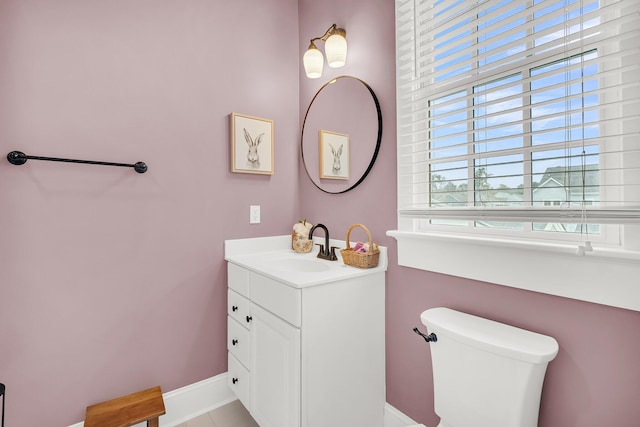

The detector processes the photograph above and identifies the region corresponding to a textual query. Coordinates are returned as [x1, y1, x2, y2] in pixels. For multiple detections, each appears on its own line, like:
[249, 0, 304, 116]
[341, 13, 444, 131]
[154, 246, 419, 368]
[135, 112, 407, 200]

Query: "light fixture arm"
[308, 24, 347, 45]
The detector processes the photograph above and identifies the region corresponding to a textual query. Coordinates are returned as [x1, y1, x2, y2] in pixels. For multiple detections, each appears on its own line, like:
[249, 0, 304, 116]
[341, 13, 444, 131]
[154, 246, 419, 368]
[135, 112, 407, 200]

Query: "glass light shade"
[303, 47, 324, 79]
[325, 34, 347, 68]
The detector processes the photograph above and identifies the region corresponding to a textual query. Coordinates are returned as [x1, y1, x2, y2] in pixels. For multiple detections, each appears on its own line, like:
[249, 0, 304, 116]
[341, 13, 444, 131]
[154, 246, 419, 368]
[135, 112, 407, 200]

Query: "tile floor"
[175, 399, 259, 427]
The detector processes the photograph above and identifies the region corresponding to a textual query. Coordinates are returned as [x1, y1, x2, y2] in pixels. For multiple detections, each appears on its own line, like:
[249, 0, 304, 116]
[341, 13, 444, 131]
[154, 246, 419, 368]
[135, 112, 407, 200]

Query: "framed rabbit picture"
[230, 113, 274, 175]
[319, 130, 349, 180]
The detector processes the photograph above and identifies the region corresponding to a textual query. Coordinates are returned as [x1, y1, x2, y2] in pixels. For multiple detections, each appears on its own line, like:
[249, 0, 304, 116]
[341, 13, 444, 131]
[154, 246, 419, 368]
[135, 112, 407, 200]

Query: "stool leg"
[147, 417, 159, 427]
[1, 385, 5, 427]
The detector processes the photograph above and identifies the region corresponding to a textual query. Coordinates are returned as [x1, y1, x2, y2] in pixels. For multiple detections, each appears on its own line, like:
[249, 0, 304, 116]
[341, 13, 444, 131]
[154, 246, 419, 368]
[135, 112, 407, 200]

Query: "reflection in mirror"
[301, 76, 382, 194]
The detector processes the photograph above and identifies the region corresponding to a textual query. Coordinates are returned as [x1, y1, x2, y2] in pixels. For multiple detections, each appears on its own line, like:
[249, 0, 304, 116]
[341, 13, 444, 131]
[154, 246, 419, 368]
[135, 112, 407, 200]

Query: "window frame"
[391, 0, 640, 311]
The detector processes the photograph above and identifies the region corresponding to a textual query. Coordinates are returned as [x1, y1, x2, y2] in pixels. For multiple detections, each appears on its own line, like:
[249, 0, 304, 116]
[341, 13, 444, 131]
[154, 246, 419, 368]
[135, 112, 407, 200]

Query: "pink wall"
[298, 1, 640, 427]
[0, 0, 299, 425]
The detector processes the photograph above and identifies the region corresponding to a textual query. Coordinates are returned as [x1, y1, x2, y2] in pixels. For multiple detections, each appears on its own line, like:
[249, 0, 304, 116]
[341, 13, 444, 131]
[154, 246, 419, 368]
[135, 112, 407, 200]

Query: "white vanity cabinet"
[226, 257, 385, 427]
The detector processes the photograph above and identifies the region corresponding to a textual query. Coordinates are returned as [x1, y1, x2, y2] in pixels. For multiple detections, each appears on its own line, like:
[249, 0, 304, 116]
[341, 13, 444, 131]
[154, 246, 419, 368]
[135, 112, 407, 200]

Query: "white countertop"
[224, 235, 388, 288]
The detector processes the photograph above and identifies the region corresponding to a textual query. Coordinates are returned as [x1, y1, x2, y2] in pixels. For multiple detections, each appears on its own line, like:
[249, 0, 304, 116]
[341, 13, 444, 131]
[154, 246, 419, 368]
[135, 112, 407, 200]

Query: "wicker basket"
[340, 224, 380, 268]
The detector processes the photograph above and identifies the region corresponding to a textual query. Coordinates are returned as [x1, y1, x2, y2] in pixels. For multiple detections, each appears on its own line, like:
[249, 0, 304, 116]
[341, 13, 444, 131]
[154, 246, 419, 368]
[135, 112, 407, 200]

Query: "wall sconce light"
[303, 24, 347, 79]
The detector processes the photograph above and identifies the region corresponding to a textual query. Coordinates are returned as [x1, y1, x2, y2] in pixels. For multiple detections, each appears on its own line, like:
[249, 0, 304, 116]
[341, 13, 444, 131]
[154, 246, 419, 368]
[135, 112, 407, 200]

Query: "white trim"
[384, 402, 426, 427]
[67, 373, 236, 427]
[388, 230, 640, 312]
[159, 374, 237, 426]
[68, 373, 424, 427]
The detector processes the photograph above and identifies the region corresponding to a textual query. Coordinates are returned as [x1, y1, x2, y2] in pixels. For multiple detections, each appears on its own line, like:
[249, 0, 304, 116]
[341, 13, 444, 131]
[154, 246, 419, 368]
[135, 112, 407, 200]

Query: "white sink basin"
[271, 258, 331, 273]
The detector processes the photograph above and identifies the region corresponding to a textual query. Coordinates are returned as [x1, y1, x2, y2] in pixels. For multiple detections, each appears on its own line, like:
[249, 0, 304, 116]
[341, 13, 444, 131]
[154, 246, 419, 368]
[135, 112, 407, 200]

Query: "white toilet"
[420, 307, 559, 427]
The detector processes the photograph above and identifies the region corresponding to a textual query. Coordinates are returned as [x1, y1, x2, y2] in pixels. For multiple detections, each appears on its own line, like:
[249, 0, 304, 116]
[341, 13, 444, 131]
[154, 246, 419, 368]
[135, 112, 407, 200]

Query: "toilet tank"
[421, 308, 559, 427]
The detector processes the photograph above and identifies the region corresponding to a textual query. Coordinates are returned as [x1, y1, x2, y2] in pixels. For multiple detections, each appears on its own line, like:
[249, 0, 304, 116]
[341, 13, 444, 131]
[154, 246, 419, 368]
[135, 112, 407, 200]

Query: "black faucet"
[309, 224, 338, 261]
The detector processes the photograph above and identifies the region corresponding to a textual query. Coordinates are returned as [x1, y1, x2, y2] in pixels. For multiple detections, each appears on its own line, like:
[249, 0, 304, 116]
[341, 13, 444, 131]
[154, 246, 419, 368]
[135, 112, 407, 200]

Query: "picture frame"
[231, 112, 274, 175]
[319, 130, 350, 180]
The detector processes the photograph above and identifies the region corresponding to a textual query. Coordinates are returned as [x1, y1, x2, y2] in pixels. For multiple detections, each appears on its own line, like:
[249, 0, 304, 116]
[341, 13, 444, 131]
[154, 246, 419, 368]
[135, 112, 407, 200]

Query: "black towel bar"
[6, 150, 147, 173]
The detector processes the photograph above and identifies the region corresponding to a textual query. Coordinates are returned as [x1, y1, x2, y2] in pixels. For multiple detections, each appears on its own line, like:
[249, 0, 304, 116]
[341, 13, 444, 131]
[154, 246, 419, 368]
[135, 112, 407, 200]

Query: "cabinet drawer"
[250, 272, 301, 327]
[228, 289, 252, 329]
[228, 317, 250, 368]
[228, 262, 250, 297]
[228, 353, 250, 409]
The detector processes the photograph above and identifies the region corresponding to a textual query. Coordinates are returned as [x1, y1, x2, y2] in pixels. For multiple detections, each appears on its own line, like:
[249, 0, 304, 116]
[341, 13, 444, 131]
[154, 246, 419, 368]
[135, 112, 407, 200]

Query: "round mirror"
[301, 76, 382, 194]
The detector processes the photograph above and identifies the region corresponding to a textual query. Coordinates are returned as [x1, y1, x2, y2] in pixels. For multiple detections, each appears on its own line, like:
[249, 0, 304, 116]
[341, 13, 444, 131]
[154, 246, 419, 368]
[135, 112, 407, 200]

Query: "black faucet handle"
[330, 246, 340, 261]
[315, 243, 325, 254]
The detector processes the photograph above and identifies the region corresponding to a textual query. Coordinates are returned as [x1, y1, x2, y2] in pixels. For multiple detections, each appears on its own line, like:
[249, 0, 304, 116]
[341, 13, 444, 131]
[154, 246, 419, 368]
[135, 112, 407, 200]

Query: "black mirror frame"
[301, 75, 382, 194]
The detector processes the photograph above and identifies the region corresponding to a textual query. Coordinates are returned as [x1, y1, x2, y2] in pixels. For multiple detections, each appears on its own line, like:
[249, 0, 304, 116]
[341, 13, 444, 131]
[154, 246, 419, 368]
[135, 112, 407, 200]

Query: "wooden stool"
[85, 386, 165, 427]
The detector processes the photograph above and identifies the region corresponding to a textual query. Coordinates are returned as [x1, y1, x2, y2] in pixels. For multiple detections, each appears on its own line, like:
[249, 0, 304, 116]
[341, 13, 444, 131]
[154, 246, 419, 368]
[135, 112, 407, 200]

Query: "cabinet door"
[249, 303, 301, 427]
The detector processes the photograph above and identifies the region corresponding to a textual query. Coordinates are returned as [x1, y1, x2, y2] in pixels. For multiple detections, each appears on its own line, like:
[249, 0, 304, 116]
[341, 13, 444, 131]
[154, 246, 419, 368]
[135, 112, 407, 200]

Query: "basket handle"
[344, 223, 373, 252]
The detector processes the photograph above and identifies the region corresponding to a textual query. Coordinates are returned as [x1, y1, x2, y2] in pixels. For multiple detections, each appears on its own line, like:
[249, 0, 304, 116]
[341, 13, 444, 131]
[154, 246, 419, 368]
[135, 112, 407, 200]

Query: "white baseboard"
[384, 402, 425, 427]
[159, 373, 237, 426]
[68, 373, 424, 427]
[68, 373, 236, 427]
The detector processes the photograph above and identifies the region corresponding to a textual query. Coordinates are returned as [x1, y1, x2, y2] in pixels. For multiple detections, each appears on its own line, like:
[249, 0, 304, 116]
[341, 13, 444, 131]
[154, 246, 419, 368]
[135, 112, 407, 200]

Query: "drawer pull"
[232, 305, 238, 312]
[246, 315, 252, 323]
[232, 339, 238, 346]
[232, 377, 238, 384]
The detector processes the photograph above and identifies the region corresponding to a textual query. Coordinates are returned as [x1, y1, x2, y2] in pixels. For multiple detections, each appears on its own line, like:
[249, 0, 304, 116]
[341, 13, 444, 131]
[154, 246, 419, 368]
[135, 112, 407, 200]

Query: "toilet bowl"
[421, 307, 558, 427]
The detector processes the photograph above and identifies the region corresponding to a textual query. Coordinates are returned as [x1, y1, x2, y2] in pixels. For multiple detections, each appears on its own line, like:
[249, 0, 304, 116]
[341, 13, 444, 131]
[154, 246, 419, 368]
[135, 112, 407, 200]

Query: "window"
[392, 0, 640, 311]
[396, 0, 639, 246]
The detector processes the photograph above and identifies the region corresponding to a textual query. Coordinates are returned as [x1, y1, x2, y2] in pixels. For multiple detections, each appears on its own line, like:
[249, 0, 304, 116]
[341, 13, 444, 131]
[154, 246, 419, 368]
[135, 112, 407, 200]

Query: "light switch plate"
[250, 205, 260, 224]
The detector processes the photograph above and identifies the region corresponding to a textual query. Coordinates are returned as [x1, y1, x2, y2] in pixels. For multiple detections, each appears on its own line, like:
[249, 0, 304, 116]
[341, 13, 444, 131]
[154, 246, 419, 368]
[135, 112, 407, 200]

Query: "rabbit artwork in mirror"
[244, 128, 264, 169]
[330, 143, 343, 176]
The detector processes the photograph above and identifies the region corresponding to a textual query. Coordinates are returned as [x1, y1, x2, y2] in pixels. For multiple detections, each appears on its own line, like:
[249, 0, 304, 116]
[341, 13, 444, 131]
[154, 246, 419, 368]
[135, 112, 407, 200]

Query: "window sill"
[387, 230, 640, 312]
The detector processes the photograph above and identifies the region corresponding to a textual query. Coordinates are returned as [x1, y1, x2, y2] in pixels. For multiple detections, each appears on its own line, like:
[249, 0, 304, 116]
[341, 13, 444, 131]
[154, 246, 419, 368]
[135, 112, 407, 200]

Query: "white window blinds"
[396, 0, 640, 239]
